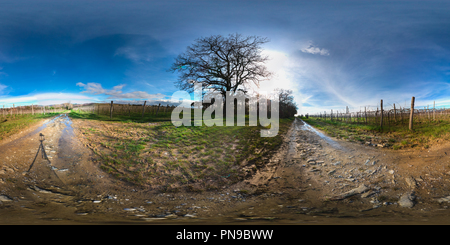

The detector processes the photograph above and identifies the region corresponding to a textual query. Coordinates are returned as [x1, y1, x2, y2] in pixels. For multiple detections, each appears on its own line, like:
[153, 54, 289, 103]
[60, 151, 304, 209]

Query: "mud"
[1, 116, 450, 224]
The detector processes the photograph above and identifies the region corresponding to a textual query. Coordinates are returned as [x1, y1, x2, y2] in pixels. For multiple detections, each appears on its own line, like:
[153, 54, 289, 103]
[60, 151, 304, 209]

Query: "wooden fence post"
[345, 106, 348, 123]
[110, 101, 114, 119]
[364, 107, 367, 124]
[380, 100, 383, 128]
[409, 97, 415, 131]
[142, 101, 147, 119]
[400, 106, 403, 125]
[388, 109, 390, 128]
[433, 101, 435, 121]
[376, 107, 379, 125]
[393, 103, 397, 123]
[156, 103, 161, 116]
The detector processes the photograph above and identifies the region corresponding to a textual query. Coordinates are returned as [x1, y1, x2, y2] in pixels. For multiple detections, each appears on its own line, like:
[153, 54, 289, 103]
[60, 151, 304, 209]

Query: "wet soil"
[1, 115, 450, 224]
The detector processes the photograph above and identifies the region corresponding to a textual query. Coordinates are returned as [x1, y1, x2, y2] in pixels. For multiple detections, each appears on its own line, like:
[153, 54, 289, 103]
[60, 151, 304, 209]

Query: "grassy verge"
[0, 111, 71, 141]
[302, 117, 450, 150]
[71, 110, 294, 192]
[70, 107, 173, 122]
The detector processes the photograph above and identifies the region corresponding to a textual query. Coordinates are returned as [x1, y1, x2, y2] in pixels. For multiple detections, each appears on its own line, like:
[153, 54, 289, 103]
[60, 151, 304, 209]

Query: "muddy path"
[243, 118, 450, 224]
[1, 116, 450, 224]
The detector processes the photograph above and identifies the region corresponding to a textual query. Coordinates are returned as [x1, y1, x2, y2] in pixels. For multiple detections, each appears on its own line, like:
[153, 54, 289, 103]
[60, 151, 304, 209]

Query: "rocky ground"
[1, 115, 450, 224]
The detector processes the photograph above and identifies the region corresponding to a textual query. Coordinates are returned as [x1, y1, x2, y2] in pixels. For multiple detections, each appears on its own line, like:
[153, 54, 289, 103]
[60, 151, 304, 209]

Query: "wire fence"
[0, 104, 67, 119]
[74, 102, 176, 120]
[1, 96, 298, 123]
[307, 97, 447, 130]
[74, 99, 297, 120]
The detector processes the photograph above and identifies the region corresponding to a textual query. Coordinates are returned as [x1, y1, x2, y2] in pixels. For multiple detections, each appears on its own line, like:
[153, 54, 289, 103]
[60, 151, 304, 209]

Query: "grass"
[0, 111, 71, 141]
[303, 116, 450, 150]
[70, 107, 173, 122]
[71, 109, 294, 192]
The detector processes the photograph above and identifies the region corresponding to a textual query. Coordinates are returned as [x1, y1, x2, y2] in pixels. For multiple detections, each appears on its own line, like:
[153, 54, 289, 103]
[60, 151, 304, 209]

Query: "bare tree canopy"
[275, 88, 298, 118]
[169, 33, 272, 97]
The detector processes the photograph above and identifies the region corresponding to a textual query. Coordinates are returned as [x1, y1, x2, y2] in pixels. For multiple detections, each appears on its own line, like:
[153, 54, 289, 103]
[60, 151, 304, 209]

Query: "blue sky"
[1, 0, 450, 114]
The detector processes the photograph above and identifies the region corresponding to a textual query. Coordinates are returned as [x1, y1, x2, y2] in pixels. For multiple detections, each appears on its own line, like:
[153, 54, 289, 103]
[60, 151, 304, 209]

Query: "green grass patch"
[69, 106, 178, 123]
[73, 109, 294, 191]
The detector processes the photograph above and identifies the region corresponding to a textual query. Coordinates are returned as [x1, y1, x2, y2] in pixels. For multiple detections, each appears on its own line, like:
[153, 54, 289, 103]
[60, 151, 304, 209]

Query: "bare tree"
[63, 101, 73, 110]
[275, 88, 298, 118]
[169, 33, 272, 98]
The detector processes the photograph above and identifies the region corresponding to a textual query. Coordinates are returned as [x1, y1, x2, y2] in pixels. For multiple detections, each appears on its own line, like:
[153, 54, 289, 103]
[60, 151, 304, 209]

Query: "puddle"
[298, 119, 347, 151]
[61, 114, 73, 131]
[57, 114, 82, 166]
[0, 114, 65, 154]
[26, 114, 64, 138]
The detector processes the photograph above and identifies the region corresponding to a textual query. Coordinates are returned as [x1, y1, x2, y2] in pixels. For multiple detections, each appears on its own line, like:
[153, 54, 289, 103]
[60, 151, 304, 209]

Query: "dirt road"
[1, 115, 450, 224]
[246, 118, 450, 224]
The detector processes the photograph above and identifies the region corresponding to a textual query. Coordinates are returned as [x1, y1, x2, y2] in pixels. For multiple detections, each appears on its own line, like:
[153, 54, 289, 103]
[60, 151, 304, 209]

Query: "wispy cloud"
[104, 99, 182, 106]
[76, 82, 165, 100]
[76, 82, 124, 95]
[113, 35, 167, 64]
[0, 93, 95, 106]
[300, 41, 330, 56]
[114, 46, 151, 63]
[0, 66, 7, 77]
[0, 83, 7, 95]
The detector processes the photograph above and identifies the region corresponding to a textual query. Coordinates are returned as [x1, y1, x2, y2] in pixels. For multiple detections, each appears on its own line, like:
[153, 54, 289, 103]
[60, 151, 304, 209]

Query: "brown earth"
[0, 115, 450, 224]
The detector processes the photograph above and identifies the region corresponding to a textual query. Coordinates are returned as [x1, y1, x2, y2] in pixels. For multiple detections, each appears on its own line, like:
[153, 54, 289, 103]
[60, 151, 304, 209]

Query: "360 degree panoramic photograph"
[1, 0, 450, 233]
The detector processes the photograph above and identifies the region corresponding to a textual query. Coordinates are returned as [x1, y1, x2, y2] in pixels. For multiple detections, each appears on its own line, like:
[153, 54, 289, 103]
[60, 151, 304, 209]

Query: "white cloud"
[34, 93, 93, 101]
[106, 98, 183, 106]
[0, 93, 95, 107]
[300, 41, 330, 56]
[107, 91, 165, 100]
[76, 82, 121, 95]
[77, 82, 165, 100]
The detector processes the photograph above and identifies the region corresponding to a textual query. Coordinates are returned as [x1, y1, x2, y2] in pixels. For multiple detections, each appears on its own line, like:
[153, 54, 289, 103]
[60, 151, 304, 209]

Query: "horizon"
[1, 1, 450, 113]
